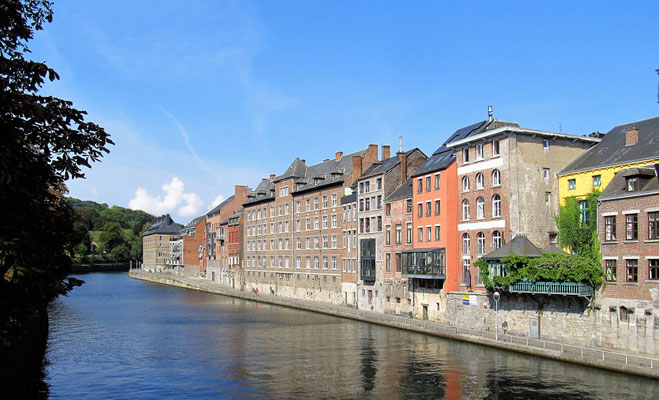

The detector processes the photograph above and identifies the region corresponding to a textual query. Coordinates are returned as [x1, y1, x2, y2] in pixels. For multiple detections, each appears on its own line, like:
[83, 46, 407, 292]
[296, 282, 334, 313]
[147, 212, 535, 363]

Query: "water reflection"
[44, 273, 657, 399]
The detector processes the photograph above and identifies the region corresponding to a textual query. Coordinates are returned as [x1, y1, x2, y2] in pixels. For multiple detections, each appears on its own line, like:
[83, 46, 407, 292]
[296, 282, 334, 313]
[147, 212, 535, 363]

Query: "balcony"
[402, 248, 446, 279]
[509, 280, 594, 297]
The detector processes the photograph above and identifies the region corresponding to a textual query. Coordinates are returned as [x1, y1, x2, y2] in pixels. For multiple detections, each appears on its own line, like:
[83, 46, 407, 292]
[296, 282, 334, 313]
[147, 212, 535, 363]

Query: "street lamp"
[493, 291, 501, 341]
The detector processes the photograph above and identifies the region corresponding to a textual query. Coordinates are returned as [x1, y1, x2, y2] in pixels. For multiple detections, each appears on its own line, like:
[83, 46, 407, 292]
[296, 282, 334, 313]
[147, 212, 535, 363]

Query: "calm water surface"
[45, 273, 656, 399]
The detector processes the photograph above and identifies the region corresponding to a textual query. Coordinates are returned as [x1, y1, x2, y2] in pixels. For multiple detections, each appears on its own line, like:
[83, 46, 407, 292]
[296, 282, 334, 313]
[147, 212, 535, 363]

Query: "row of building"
[142, 111, 658, 326]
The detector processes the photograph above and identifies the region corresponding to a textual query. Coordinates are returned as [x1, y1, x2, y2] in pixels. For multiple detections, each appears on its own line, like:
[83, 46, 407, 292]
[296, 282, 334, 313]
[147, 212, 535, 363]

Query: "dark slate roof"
[386, 176, 414, 202]
[274, 157, 308, 183]
[142, 214, 183, 236]
[541, 245, 571, 256]
[207, 195, 235, 218]
[443, 120, 491, 145]
[291, 149, 368, 194]
[411, 146, 455, 177]
[359, 149, 420, 180]
[599, 165, 659, 201]
[559, 116, 659, 175]
[244, 179, 276, 206]
[481, 235, 542, 260]
[341, 192, 356, 205]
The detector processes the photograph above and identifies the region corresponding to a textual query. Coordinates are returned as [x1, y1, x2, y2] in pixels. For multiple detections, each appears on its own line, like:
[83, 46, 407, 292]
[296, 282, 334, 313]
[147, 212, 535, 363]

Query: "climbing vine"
[557, 190, 601, 263]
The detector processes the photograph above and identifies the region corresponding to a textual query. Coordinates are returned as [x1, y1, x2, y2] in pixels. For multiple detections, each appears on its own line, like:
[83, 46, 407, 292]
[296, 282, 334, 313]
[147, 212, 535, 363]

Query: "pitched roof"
[559, 116, 659, 175]
[541, 245, 572, 256]
[244, 179, 276, 206]
[359, 149, 420, 180]
[481, 235, 542, 260]
[341, 192, 356, 205]
[142, 214, 183, 236]
[411, 146, 455, 177]
[207, 195, 235, 218]
[291, 149, 368, 194]
[599, 165, 659, 201]
[386, 176, 414, 202]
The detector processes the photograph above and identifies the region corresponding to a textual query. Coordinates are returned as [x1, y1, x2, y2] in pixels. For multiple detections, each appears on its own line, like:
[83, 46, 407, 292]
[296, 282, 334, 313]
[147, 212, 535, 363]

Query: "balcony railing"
[509, 280, 594, 297]
[402, 248, 446, 279]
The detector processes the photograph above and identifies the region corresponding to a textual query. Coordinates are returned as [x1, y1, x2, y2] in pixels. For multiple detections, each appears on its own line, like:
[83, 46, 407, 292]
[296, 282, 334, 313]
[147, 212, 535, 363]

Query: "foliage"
[67, 198, 154, 262]
[557, 191, 601, 262]
[0, 0, 112, 345]
[478, 253, 605, 290]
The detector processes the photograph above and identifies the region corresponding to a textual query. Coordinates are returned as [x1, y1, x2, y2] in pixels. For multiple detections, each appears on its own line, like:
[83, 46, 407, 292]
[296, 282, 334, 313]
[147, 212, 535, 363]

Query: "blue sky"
[30, 0, 659, 222]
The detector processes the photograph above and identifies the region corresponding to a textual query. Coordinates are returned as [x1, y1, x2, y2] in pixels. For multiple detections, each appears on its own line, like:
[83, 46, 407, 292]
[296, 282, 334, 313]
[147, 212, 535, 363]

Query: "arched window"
[492, 194, 501, 217]
[492, 169, 501, 186]
[476, 173, 484, 189]
[477, 232, 486, 256]
[476, 197, 485, 219]
[493, 231, 502, 250]
[462, 176, 470, 192]
[462, 199, 470, 221]
[462, 233, 470, 256]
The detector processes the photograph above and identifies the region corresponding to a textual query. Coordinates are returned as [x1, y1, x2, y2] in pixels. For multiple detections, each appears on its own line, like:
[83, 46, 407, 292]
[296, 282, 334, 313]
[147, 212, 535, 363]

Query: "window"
[568, 179, 576, 190]
[385, 203, 391, 216]
[322, 216, 328, 229]
[579, 200, 588, 225]
[545, 192, 551, 204]
[462, 200, 470, 221]
[493, 196, 502, 217]
[492, 140, 500, 156]
[434, 200, 440, 215]
[492, 169, 501, 186]
[462, 148, 470, 163]
[426, 226, 432, 242]
[296, 238, 301, 249]
[592, 175, 601, 187]
[649, 212, 658, 240]
[462, 234, 470, 255]
[434, 225, 440, 241]
[314, 197, 319, 209]
[604, 216, 616, 241]
[296, 201, 301, 213]
[605, 259, 617, 282]
[626, 259, 638, 282]
[476, 173, 484, 190]
[417, 178, 423, 193]
[406, 199, 413, 214]
[396, 253, 402, 272]
[406, 223, 413, 244]
[626, 214, 638, 240]
[417, 203, 423, 218]
[493, 231, 502, 249]
[418, 227, 423, 242]
[395, 224, 402, 244]
[476, 197, 485, 219]
[385, 225, 391, 245]
[477, 232, 486, 256]
[331, 193, 337, 207]
[426, 201, 431, 216]
[627, 177, 638, 192]
[386, 253, 391, 272]
[462, 176, 470, 192]
[543, 139, 550, 149]
[650, 259, 659, 280]
[543, 168, 550, 180]
[331, 214, 337, 228]
[305, 199, 311, 211]
[476, 143, 484, 160]
[426, 176, 431, 192]
[322, 195, 328, 208]
[323, 256, 329, 269]
[376, 178, 382, 190]
[434, 173, 440, 190]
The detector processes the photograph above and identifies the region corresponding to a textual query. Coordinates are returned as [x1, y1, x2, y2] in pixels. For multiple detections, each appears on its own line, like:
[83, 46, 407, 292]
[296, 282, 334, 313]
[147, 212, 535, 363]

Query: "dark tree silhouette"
[0, 0, 113, 346]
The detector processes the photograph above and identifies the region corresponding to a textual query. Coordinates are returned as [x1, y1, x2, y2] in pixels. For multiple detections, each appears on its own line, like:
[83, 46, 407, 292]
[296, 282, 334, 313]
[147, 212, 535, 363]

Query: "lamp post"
[493, 291, 500, 341]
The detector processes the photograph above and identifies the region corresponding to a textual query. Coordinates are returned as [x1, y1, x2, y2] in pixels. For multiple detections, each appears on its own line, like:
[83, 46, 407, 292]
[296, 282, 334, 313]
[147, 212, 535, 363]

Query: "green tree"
[0, 0, 112, 346]
[99, 222, 124, 254]
[557, 190, 601, 263]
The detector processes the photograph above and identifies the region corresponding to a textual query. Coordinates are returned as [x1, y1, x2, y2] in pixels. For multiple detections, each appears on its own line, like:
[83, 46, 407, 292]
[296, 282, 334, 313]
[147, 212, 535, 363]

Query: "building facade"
[141, 214, 183, 271]
[340, 192, 358, 306]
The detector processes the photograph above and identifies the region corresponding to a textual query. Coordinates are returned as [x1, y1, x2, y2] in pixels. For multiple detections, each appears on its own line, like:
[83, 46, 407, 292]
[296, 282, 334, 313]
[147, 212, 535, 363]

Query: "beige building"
[141, 214, 183, 271]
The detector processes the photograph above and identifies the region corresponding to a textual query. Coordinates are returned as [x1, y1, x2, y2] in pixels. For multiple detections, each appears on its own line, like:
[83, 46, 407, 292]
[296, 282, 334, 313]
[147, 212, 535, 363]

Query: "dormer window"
[462, 148, 470, 163]
[627, 177, 638, 192]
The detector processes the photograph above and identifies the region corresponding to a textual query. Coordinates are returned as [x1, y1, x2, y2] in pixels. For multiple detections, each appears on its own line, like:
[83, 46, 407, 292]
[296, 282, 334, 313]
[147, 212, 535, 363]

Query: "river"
[44, 273, 656, 399]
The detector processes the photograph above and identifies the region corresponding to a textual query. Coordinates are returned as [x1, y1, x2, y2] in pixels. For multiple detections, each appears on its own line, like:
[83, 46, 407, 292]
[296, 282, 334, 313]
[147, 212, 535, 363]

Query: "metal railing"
[509, 280, 594, 296]
[129, 271, 658, 373]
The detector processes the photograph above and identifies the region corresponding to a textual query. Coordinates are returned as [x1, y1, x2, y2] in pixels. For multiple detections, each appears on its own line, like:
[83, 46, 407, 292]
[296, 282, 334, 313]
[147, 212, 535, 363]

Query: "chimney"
[352, 156, 362, 177]
[269, 174, 275, 181]
[488, 105, 494, 121]
[335, 151, 343, 161]
[382, 145, 390, 161]
[625, 127, 638, 146]
[368, 144, 378, 160]
[398, 151, 407, 184]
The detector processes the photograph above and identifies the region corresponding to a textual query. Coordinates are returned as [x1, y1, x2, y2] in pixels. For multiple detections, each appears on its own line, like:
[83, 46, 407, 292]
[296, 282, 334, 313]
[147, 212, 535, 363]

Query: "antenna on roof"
[398, 135, 403, 153]
[488, 105, 493, 121]
[656, 68, 659, 103]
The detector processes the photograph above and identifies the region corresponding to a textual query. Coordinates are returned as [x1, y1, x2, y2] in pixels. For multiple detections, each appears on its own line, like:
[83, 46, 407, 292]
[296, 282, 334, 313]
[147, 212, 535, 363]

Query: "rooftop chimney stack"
[625, 127, 638, 146]
[352, 155, 362, 177]
[488, 105, 493, 121]
[398, 135, 403, 153]
[335, 151, 343, 161]
[382, 145, 390, 160]
[399, 152, 407, 184]
[269, 174, 276, 181]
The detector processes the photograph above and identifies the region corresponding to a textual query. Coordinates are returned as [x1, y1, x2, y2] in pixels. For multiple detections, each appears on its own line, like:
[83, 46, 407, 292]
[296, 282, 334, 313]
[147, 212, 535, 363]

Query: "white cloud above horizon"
[129, 177, 204, 218]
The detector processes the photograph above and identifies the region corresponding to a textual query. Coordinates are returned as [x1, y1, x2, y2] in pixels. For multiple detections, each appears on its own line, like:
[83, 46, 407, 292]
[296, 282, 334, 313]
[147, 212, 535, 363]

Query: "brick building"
[242, 145, 379, 303]
[141, 214, 183, 271]
[356, 148, 428, 312]
[599, 166, 659, 309]
[217, 209, 244, 289]
[176, 215, 206, 276]
[446, 114, 597, 292]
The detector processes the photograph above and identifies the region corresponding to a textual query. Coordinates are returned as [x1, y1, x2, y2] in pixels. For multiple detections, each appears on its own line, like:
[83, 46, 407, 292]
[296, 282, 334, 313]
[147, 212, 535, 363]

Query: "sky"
[29, 0, 659, 223]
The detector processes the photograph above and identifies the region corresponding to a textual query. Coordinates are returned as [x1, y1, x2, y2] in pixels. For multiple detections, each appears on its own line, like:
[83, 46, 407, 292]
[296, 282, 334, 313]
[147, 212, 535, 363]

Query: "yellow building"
[558, 116, 659, 205]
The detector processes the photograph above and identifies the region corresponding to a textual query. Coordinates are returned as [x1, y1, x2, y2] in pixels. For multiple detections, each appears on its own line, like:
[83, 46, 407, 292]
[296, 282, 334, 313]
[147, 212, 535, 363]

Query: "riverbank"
[129, 270, 659, 379]
[72, 261, 130, 273]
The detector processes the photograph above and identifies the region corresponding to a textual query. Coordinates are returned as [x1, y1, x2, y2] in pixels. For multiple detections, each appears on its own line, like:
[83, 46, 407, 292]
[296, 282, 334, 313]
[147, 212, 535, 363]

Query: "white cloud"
[129, 177, 204, 218]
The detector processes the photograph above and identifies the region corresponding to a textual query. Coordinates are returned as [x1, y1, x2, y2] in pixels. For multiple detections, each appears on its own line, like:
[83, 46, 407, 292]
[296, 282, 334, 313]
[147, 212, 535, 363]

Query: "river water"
[45, 273, 656, 399]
